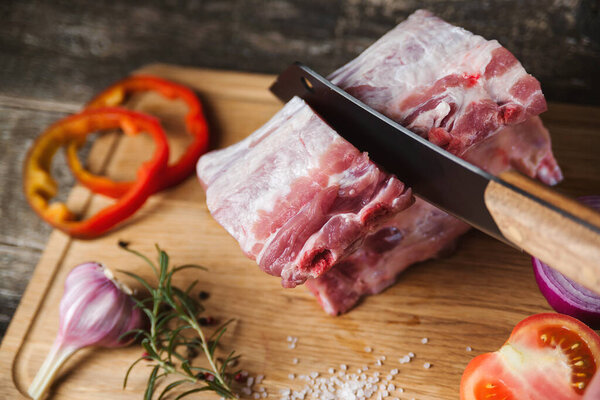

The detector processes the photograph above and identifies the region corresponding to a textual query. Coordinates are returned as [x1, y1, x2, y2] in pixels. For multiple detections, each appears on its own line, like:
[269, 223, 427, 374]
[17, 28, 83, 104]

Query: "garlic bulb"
[28, 262, 143, 399]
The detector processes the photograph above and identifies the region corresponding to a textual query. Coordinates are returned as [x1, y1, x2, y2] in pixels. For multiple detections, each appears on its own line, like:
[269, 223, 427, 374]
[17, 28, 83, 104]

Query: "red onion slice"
[532, 195, 600, 329]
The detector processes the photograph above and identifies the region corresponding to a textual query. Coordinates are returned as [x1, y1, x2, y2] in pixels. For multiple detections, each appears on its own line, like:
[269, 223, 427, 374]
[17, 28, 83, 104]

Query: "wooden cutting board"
[1, 64, 599, 400]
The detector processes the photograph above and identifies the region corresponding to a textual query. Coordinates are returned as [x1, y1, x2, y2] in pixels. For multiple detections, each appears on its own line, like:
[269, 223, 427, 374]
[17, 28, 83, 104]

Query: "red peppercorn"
[234, 372, 246, 383]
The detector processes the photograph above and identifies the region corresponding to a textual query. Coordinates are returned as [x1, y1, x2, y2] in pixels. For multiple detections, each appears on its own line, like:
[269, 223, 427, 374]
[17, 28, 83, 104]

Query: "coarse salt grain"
[421, 337, 428, 344]
[293, 358, 299, 364]
[253, 393, 260, 399]
[408, 352, 415, 358]
[256, 375, 264, 384]
[328, 367, 335, 374]
[289, 373, 295, 380]
[365, 346, 373, 352]
[466, 346, 472, 352]
[241, 387, 251, 396]
[423, 362, 432, 369]
[247, 377, 254, 387]
[340, 364, 347, 371]
[390, 369, 398, 376]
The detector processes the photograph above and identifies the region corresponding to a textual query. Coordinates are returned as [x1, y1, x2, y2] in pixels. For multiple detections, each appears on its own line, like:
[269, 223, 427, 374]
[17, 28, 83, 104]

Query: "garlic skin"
[28, 262, 143, 400]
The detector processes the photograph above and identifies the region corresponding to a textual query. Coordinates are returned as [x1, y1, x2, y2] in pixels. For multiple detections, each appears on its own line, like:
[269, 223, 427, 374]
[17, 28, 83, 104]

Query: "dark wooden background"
[1, 0, 599, 339]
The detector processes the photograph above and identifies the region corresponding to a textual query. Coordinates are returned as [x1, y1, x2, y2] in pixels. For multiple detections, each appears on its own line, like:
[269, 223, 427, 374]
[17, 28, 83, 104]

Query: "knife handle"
[484, 170, 600, 292]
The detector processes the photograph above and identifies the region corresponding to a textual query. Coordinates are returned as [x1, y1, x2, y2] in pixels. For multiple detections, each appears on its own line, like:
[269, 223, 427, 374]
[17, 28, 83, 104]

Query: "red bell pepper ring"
[66, 75, 209, 198]
[23, 107, 169, 239]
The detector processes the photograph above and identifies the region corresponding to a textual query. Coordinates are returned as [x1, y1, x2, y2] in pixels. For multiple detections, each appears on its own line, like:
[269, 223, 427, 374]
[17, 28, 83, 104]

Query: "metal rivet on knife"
[301, 77, 314, 92]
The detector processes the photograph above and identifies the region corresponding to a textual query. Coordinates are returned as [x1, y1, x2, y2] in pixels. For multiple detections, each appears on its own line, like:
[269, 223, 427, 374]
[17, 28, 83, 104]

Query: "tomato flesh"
[460, 313, 600, 400]
[536, 326, 597, 393]
[474, 379, 514, 400]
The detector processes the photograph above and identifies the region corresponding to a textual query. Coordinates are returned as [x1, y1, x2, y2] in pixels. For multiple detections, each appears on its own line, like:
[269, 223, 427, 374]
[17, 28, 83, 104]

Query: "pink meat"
[306, 117, 563, 315]
[329, 10, 547, 156]
[197, 97, 413, 288]
[302, 10, 563, 315]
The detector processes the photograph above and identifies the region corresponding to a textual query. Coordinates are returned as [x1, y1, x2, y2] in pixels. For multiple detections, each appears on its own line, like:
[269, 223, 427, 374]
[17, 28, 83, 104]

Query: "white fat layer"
[330, 11, 500, 113]
[198, 97, 341, 255]
[410, 101, 451, 130]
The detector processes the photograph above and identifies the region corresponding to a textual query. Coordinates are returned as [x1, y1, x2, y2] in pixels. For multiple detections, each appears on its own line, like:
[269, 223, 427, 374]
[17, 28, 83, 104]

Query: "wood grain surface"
[484, 171, 600, 292]
[1, 64, 599, 400]
[2, 0, 600, 341]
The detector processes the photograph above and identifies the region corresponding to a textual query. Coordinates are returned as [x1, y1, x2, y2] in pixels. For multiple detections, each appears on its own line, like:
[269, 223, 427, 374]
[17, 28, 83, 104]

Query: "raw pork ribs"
[197, 10, 562, 314]
[198, 97, 413, 288]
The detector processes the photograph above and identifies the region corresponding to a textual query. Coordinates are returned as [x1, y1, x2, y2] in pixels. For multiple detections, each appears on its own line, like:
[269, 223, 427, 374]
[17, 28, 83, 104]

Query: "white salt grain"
[256, 375, 264, 384]
[289, 373, 295, 380]
[340, 364, 347, 371]
[292, 358, 299, 364]
[423, 362, 432, 369]
[387, 384, 395, 391]
[421, 337, 428, 344]
[365, 346, 373, 352]
[328, 367, 335, 374]
[241, 387, 252, 396]
[253, 393, 260, 399]
[408, 352, 415, 358]
[390, 368, 398, 375]
[466, 346, 472, 352]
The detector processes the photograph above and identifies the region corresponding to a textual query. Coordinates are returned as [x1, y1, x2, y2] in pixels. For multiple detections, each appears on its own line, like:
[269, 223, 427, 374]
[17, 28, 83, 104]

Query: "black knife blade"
[269, 62, 512, 245]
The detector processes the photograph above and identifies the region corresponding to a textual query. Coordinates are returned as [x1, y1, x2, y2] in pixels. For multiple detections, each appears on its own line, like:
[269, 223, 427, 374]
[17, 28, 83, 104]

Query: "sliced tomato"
[460, 313, 600, 400]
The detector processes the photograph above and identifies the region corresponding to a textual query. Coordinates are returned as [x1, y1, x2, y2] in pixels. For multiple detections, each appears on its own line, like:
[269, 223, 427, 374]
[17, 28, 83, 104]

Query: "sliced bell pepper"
[66, 75, 209, 198]
[24, 107, 169, 239]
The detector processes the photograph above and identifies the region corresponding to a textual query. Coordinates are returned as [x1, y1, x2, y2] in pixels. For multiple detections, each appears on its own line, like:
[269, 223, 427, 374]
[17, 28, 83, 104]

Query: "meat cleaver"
[270, 62, 600, 293]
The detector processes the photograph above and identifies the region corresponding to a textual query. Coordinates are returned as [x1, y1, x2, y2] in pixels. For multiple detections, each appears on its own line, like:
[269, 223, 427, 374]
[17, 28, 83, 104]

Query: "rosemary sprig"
[119, 243, 239, 399]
